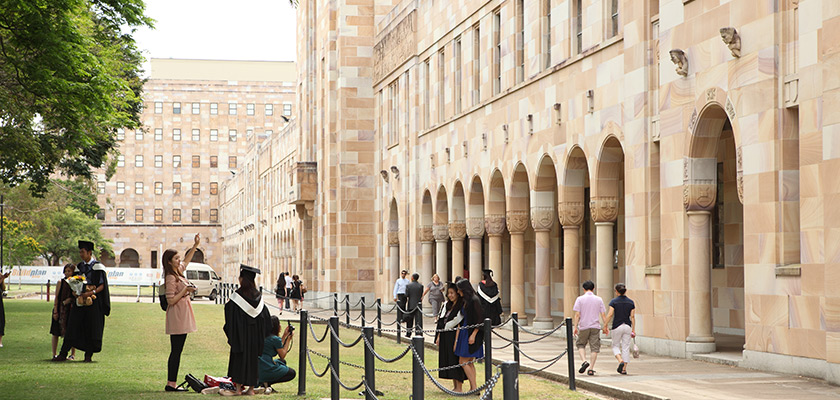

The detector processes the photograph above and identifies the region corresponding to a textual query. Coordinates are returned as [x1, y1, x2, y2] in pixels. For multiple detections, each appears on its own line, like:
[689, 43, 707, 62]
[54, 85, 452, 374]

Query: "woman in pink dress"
[163, 234, 201, 392]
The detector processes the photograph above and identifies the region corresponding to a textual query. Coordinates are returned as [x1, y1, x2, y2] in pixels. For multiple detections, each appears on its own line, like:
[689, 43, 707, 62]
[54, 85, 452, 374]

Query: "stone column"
[506, 211, 528, 323]
[684, 158, 717, 354]
[560, 202, 584, 318]
[485, 214, 505, 285]
[419, 226, 434, 281]
[592, 197, 619, 306]
[388, 231, 400, 284]
[449, 221, 466, 280]
[467, 217, 486, 286]
[433, 223, 450, 282]
[531, 206, 555, 330]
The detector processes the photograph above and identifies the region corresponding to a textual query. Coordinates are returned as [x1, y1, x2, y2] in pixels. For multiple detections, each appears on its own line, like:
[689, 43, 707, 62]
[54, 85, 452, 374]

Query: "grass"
[0, 300, 597, 400]
[3, 284, 157, 298]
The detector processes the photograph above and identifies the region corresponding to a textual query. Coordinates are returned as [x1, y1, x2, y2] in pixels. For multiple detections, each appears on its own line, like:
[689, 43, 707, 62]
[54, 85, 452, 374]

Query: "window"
[135, 208, 143, 222]
[543, 0, 552, 69]
[210, 156, 218, 168]
[265, 104, 273, 116]
[210, 129, 218, 141]
[192, 129, 200, 141]
[97, 181, 106, 194]
[388, 82, 397, 145]
[191, 155, 200, 168]
[154, 102, 162, 114]
[192, 182, 200, 195]
[117, 181, 125, 194]
[265, 130, 272, 136]
[454, 37, 462, 113]
[135, 129, 143, 141]
[229, 103, 237, 115]
[210, 209, 218, 223]
[173, 102, 181, 114]
[191, 209, 200, 223]
[574, 0, 583, 54]
[246, 103, 255, 115]
[229, 156, 237, 169]
[423, 59, 430, 129]
[283, 103, 292, 116]
[493, 10, 502, 94]
[116, 208, 125, 222]
[210, 103, 218, 115]
[116, 128, 125, 141]
[173, 155, 181, 168]
[210, 182, 218, 195]
[229, 129, 237, 142]
[172, 209, 181, 223]
[609, 0, 619, 38]
[438, 48, 445, 123]
[173, 182, 181, 195]
[96, 209, 104, 220]
[246, 129, 253, 138]
[154, 155, 162, 168]
[135, 155, 143, 167]
[135, 182, 143, 194]
[173, 129, 181, 141]
[154, 181, 163, 195]
[192, 102, 200, 114]
[154, 208, 163, 223]
[154, 128, 162, 141]
[515, 0, 525, 83]
[473, 25, 481, 105]
[117, 155, 125, 167]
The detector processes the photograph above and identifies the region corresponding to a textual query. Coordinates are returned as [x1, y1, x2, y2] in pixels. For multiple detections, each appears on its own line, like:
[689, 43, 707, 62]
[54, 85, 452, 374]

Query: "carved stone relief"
[484, 214, 506, 236]
[530, 206, 555, 231]
[433, 224, 450, 241]
[418, 226, 434, 242]
[388, 231, 400, 246]
[505, 210, 529, 233]
[736, 147, 744, 204]
[669, 49, 688, 77]
[590, 197, 619, 222]
[373, 11, 416, 82]
[559, 202, 584, 226]
[448, 221, 466, 240]
[466, 217, 485, 238]
[719, 27, 741, 58]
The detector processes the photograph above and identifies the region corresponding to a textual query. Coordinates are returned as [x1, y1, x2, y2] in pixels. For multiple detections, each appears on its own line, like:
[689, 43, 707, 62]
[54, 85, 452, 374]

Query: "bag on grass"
[204, 375, 233, 388]
[184, 373, 209, 393]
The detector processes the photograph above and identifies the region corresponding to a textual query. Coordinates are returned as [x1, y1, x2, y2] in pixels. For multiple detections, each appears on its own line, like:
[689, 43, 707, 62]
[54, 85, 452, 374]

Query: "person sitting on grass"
[223, 264, 272, 396]
[258, 316, 296, 393]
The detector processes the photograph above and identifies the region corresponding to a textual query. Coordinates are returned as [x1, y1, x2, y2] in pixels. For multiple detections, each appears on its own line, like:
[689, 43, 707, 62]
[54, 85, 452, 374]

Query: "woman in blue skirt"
[453, 279, 484, 393]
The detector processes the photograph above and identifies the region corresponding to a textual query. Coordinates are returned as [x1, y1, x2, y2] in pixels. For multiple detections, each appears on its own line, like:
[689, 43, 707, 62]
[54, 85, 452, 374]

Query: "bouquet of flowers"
[66, 275, 86, 296]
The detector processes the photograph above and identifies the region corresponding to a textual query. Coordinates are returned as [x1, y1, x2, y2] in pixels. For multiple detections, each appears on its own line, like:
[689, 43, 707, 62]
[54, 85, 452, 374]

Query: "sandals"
[587, 370, 596, 376]
[578, 361, 590, 374]
[618, 362, 626, 374]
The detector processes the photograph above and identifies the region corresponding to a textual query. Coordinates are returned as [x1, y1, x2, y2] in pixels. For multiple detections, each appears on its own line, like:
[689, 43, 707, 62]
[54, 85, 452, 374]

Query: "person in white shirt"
[392, 270, 409, 323]
[283, 272, 293, 310]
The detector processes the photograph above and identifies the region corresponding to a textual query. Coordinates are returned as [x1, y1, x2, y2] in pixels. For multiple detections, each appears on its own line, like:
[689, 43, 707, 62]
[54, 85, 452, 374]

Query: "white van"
[185, 263, 221, 300]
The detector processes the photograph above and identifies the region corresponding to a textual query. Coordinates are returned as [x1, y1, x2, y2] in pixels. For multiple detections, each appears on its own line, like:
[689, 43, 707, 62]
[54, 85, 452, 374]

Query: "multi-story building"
[284, 0, 840, 385]
[97, 58, 295, 276]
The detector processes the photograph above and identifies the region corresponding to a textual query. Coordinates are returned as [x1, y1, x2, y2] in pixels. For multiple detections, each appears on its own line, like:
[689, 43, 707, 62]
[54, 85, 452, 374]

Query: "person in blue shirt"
[392, 270, 409, 324]
[604, 283, 636, 375]
[258, 316, 296, 393]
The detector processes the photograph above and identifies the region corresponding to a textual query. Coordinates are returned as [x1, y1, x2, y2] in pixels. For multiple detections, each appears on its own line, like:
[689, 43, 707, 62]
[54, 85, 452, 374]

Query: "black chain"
[492, 341, 513, 350]
[362, 335, 412, 363]
[326, 323, 365, 348]
[514, 345, 568, 364]
[305, 350, 330, 377]
[362, 379, 381, 400]
[307, 319, 330, 343]
[512, 318, 566, 336]
[492, 323, 565, 344]
[409, 343, 492, 396]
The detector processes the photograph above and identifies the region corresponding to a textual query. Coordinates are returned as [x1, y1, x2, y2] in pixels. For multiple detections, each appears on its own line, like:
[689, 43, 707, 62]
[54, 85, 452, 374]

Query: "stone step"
[692, 351, 743, 367]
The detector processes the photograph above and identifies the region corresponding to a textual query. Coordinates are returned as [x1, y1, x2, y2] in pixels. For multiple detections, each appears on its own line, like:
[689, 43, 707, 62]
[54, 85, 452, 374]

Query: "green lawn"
[3, 284, 157, 298]
[0, 300, 596, 399]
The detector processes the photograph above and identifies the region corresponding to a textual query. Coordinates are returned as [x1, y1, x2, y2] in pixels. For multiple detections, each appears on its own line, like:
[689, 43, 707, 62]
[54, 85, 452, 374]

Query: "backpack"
[158, 282, 168, 311]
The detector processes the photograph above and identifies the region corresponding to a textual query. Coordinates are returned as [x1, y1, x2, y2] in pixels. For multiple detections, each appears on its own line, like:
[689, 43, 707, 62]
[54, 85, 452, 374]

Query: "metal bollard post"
[46, 280, 51, 302]
[512, 312, 520, 364]
[376, 298, 382, 337]
[333, 293, 338, 317]
[565, 317, 576, 391]
[298, 310, 308, 396]
[361, 296, 366, 326]
[136, 284, 141, 303]
[152, 283, 156, 303]
[411, 335, 424, 400]
[417, 304, 423, 334]
[397, 309, 402, 344]
[345, 294, 350, 325]
[330, 316, 340, 400]
[363, 326, 375, 400]
[501, 361, 519, 400]
[484, 317, 493, 399]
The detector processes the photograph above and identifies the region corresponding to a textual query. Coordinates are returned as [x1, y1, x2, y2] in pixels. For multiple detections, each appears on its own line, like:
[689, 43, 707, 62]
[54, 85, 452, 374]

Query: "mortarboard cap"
[482, 269, 494, 277]
[78, 240, 94, 251]
[239, 264, 261, 280]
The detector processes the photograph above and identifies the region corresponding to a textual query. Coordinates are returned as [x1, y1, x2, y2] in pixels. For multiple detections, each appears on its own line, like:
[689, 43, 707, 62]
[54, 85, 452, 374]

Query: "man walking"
[392, 270, 409, 325]
[404, 273, 424, 337]
[573, 280, 606, 375]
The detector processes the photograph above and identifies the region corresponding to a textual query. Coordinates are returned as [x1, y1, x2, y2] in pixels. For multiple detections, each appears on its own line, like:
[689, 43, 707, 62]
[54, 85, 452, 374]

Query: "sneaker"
[67, 355, 75, 360]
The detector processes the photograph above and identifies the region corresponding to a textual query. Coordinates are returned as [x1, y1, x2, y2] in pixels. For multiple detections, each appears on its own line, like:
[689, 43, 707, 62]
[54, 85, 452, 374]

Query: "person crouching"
[223, 264, 272, 396]
[258, 316, 296, 393]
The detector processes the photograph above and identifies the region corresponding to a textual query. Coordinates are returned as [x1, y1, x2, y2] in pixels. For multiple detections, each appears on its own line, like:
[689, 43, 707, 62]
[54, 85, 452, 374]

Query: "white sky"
[133, 0, 298, 76]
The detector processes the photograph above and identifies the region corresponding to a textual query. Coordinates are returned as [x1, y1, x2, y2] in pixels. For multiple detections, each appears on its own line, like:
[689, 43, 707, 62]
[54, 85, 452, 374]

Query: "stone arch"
[192, 248, 206, 264]
[592, 135, 625, 303]
[466, 175, 486, 284]
[388, 198, 400, 283]
[531, 154, 559, 329]
[434, 185, 451, 281]
[450, 182, 467, 279]
[119, 248, 140, 268]
[419, 190, 435, 280]
[507, 162, 531, 321]
[559, 145, 590, 317]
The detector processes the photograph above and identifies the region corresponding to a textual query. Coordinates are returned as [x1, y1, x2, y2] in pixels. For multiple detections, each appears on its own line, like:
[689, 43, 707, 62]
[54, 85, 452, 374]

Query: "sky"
[132, 0, 298, 76]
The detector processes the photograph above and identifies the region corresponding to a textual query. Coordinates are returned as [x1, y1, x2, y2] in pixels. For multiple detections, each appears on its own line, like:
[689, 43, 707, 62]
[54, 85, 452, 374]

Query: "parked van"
[185, 263, 221, 300]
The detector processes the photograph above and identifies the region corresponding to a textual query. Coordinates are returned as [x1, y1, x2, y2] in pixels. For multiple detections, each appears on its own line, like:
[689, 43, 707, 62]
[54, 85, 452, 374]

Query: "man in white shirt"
[284, 272, 293, 310]
[392, 270, 409, 324]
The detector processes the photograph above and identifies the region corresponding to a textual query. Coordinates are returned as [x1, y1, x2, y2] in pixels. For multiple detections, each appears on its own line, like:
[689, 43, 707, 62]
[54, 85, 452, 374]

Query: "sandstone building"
[97, 58, 295, 278]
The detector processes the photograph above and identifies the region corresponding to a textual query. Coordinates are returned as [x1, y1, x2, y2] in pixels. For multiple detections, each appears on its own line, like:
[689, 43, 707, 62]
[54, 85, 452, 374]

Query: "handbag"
[184, 373, 209, 393]
[158, 282, 168, 311]
[632, 337, 640, 359]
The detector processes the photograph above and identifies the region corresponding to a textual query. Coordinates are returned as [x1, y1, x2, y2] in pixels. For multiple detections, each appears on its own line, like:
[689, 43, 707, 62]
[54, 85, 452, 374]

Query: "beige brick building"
[275, 0, 840, 385]
[97, 59, 295, 280]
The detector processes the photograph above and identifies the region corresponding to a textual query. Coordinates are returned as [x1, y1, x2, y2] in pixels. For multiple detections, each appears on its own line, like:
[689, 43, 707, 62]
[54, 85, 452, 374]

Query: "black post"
[376, 298, 382, 337]
[411, 335, 424, 400]
[333, 293, 338, 317]
[565, 317, 575, 391]
[512, 312, 520, 364]
[298, 310, 308, 396]
[330, 316, 340, 400]
[416, 304, 423, 334]
[484, 317, 493, 399]
[361, 296, 366, 326]
[396, 308, 402, 344]
[363, 326, 375, 400]
[345, 294, 350, 325]
[501, 361, 519, 400]
[152, 283, 156, 303]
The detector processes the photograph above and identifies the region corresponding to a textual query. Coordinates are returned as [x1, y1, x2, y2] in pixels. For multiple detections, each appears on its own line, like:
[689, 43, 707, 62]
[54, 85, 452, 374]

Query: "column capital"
[484, 213, 506, 236]
[466, 217, 485, 238]
[388, 231, 400, 246]
[530, 206, 555, 231]
[433, 223, 450, 241]
[418, 225, 434, 242]
[506, 210, 529, 233]
[448, 221, 466, 240]
[558, 201, 584, 226]
[683, 157, 717, 211]
[590, 197, 619, 223]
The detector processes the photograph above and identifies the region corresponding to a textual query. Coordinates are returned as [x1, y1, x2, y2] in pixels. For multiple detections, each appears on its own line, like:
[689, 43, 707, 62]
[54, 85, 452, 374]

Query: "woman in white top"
[163, 234, 200, 392]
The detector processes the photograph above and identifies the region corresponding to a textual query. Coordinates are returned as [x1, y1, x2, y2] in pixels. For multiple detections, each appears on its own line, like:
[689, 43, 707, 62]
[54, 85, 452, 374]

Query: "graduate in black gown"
[477, 269, 502, 325]
[54, 240, 111, 362]
[224, 264, 272, 395]
[434, 282, 467, 391]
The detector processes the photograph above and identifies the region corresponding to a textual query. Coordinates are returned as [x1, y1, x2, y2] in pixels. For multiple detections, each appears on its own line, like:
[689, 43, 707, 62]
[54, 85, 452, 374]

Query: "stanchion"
[484, 317, 493, 400]
[361, 296, 366, 326]
[136, 284, 141, 303]
[396, 309, 402, 344]
[333, 293, 338, 317]
[298, 310, 308, 396]
[152, 283, 156, 303]
[501, 361, 519, 400]
[345, 294, 350, 325]
[512, 312, 520, 364]
[411, 335, 424, 400]
[330, 316, 340, 400]
[376, 298, 382, 337]
[417, 304, 423, 332]
[363, 326, 375, 400]
[565, 317, 575, 391]
[46, 280, 51, 302]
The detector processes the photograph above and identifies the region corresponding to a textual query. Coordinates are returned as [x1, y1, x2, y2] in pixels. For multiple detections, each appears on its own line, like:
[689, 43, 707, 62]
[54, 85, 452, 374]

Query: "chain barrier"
[326, 323, 365, 348]
[478, 369, 503, 400]
[519, 353, 566, 375]
[307, 318, 330, 343]
[492, 341, 513, 350]
[512, 318, 566, 336]
[491, 322, 566, 344]
[305, 349, 331, 378]
[361, 335, 412, 363]
[362, 379, 381, 400]
[409, 343, 493, 397]
[327, 361, 366, 391]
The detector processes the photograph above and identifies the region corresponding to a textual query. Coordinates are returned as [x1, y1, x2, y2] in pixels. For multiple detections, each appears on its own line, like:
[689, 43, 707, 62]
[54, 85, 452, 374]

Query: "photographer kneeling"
[258, 316, 296, 393]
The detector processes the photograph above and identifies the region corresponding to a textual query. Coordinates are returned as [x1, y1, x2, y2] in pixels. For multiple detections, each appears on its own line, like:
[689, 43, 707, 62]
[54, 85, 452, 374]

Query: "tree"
[0, 218, 41, 266]
[38, 207, 112, 266]
[0, 0, 153, 196]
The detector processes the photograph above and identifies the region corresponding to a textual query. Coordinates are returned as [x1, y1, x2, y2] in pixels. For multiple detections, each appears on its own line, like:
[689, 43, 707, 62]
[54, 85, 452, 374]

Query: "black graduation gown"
[65, 261, 111, 353]
[224, 290, 272, 386]
[435, 301, 466, 382]
[478, 282, 502, 325]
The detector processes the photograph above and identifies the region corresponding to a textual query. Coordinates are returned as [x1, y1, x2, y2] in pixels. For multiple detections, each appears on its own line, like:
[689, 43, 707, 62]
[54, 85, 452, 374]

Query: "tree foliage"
[0, 0, 153, 196]
[0, 218, 41, 266]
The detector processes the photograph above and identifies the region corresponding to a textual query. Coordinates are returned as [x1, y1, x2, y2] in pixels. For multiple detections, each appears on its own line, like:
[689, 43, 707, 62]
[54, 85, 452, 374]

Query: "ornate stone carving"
[591, 197, 619, 222]
[448, 221, 466, 240]
[484, 214, 506, 236]
[683, 157, 718, 211]
[418, 225, 434, 242]
[669, 49, 688, 77]
[725, 98, 736, 120]
[719, 27, 741, 58]
[530, 206, 555, 231]
[466, 217, 485, 238]
[559, 202, 584, 226]
[688, 108, 699, 133]
[373, 11, 416, 82]
[433, 223, 449, 241]
[706, 88, 716, 102]
[736, 147, 744, 204]
[388, 231, 400, 246]
[505, 210, 529, 233]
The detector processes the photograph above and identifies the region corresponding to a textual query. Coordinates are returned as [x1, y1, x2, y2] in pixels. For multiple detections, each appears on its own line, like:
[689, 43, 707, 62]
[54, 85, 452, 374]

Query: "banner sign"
[2, 266, 162, 286]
